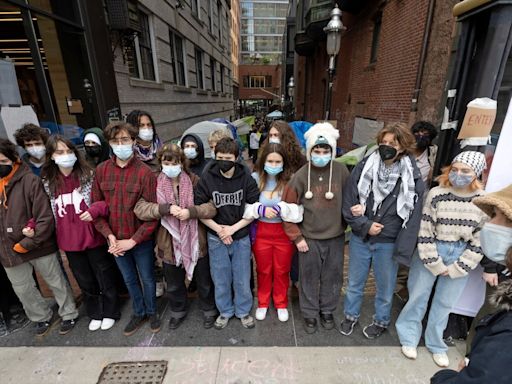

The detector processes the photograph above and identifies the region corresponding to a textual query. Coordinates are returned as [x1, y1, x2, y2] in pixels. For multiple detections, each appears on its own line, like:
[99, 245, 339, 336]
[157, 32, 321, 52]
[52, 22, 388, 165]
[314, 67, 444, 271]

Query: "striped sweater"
[417, 186, 487, 278]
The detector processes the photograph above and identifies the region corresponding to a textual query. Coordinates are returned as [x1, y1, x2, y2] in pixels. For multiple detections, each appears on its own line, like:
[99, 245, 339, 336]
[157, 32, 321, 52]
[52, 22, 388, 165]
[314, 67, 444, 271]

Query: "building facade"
[114, 0, 234, 141]
[230, 0, 241, 117]
[238, 0, 288, 114]
[289, 0, 459, 149]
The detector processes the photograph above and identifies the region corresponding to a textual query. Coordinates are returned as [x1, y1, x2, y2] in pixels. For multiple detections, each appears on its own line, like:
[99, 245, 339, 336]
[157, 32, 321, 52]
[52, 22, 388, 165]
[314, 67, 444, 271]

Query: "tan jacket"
[134, 173, 216, 265]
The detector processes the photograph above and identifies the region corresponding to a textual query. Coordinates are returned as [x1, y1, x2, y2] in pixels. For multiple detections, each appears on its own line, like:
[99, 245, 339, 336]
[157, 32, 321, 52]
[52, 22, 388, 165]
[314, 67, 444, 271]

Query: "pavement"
[0, 293, 465, 383]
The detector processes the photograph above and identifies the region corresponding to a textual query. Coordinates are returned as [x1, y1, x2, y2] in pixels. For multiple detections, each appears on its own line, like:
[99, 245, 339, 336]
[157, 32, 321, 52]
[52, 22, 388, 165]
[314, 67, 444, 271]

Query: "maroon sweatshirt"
[52, 174, 107, 252]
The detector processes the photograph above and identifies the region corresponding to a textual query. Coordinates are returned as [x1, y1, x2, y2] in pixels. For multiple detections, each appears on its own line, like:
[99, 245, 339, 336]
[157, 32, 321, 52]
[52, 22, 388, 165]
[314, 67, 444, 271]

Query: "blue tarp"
[289, 121, 314, 148]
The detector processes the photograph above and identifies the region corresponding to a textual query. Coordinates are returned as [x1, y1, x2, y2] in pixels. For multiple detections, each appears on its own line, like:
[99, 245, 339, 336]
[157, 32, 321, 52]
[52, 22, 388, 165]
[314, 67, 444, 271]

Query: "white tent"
[180, 121, 232, 159]
[232, 118, 251, 136]
[266, 110, 283, 119]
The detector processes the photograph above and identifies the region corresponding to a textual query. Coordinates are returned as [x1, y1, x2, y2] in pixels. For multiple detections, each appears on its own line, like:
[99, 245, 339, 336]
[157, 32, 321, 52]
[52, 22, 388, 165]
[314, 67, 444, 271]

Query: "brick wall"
[295, 0, 458, 150]
[239, 65, 282, 100]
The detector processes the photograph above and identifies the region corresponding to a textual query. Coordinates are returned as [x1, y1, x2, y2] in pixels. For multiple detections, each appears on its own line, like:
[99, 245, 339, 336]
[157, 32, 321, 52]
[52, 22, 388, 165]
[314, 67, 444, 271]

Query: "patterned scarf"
[357, 151, 416, 227]
[133, 135, 163, 162]
[157, 171, 199, 280]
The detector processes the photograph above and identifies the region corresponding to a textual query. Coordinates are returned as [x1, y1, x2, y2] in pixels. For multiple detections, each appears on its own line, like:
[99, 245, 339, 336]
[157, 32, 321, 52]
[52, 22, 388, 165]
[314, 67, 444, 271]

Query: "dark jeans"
[114, 240, 156, 317]
[0, 265, 22, 321]
[66, 244, 121, 320]
[299, 236, 345, 319]
[164, 256, 217, 319]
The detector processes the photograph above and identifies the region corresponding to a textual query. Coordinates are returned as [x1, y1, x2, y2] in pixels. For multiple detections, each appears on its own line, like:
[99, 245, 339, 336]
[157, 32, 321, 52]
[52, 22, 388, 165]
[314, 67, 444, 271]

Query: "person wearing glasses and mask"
[91, 122, 160, 337]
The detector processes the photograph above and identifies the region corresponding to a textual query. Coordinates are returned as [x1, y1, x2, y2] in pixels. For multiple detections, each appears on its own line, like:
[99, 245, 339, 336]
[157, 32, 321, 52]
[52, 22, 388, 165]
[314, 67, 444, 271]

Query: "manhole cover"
[97, 361, 167, 384]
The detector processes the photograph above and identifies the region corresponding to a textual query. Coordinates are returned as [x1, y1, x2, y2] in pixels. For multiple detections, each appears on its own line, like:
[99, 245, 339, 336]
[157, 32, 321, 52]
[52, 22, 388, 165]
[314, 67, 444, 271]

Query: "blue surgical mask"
[269, 137, 280, 144]
[311, 154, 331, 167]
[480, 223, 512, 265]
[111, 144, 133, 161]
[184, 147, 198, 160]
[449, 170, 474, 188]
[264, 163, 283, 176]
[53, 153, 77, 169]
[162, 164, 182, 178]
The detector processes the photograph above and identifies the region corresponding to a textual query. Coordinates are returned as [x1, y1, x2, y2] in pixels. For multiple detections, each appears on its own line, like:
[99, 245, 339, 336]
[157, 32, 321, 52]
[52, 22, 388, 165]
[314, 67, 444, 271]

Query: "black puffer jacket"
[431, 280, 512, 384]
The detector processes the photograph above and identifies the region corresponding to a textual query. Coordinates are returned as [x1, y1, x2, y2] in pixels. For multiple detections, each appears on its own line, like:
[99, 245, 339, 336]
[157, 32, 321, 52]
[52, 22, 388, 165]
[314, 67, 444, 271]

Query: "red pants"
[252, 221, 295, 308]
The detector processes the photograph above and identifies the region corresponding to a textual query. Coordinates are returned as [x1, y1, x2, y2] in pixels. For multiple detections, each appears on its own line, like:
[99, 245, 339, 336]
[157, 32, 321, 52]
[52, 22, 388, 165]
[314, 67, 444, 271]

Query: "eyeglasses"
[109, 137, 132, 145]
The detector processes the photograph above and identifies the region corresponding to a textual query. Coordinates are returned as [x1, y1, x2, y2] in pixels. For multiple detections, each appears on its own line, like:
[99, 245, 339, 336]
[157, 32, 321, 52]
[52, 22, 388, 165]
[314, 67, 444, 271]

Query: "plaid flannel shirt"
[91, 156, 158, 244]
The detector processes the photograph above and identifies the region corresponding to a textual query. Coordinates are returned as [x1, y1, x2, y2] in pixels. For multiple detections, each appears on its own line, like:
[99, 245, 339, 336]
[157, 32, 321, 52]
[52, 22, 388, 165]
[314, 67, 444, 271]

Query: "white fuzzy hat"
[304, 122, 339, 160]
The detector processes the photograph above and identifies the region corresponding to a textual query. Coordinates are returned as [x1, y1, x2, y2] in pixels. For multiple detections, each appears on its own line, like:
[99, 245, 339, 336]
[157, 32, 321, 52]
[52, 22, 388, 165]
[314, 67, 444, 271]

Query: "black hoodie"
[194, 161, 259, 240]
[82, 127, 111, 167]
[181, 133, 207, 176]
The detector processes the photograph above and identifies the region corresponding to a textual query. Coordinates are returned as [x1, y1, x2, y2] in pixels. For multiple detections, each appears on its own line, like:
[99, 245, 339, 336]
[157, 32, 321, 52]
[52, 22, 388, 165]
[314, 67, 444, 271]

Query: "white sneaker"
[156, 281, 165, 297]
[88, 319, 102, 331]
[101, 318, 115, 331]
[401, 346, 417, 360]
[277, 308, 289, 322]
[433, 353, 449, 367]
[255, 308, 267, 321]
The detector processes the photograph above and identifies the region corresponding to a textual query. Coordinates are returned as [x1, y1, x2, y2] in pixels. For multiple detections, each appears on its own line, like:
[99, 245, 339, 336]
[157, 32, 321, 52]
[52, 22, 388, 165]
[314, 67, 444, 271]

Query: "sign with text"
[458, 98, 497, 139]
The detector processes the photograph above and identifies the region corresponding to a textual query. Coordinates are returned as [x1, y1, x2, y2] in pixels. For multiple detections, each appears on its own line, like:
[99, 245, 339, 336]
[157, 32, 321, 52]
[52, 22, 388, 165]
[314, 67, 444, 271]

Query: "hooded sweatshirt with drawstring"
[181, 133, 207, 176]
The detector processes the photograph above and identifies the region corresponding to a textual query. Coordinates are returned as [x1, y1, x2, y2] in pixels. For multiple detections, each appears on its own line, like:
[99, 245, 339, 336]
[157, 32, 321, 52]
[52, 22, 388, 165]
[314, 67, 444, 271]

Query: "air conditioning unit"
[105, 0, 141, 33]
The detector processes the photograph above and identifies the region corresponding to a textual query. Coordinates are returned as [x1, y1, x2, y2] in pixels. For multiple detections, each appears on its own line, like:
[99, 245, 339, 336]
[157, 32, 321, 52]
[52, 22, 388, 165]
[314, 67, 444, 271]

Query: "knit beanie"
[303, 122, 340, 200]
[452, 151, 487, 177]
[84, 133, 101, 146]
[473, 184, 512, 221]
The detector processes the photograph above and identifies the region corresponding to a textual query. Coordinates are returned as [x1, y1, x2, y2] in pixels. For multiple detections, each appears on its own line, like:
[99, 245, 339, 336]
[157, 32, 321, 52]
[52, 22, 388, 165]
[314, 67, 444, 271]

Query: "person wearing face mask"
[14, 123, 49, 177]
[396, 151, 487, 368]
[244, 144, 303, 323]
[41, 135, 120, 332]
[91, 122, 160, 336]
[262, 120, 306, 174]
[280, 123, 350, 334]
[341, 122, 425, 340]
[180, 133, 207, 176]
[464, 184, 512, 353]
[195, 138, 260, 330]
[133, 144, 218, 330]
[0, 138, 78, 337]
[82, 128, 111, 167]
[411, 121, 438, 186]
[126, 110, 163, 173]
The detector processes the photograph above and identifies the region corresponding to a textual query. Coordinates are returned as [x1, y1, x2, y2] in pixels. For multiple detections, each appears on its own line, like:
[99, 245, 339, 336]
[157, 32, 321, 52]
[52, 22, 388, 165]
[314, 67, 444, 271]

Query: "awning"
[453, 0, 493, 17]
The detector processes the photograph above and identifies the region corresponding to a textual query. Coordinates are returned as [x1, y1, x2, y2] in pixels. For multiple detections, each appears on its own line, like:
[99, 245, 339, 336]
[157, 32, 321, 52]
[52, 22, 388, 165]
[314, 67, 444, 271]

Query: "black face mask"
[0, 164, 13, 178]
[378, 145, 398, 161]
[415, 135, 431, 150]
[85, 145, 102, 157]
[217, 160, 235, 173]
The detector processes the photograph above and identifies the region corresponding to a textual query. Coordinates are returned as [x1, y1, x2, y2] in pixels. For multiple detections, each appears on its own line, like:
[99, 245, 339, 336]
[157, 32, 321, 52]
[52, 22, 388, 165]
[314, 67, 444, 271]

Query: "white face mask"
[26, 146, 46, 160]
[269, 137, 280, 144]
[162, 164, 182, 178]
[480, 223, 512, 265]
[184, 147, 198, 160]
[138, 128, 154, 142]
[53, 153, 77, 169]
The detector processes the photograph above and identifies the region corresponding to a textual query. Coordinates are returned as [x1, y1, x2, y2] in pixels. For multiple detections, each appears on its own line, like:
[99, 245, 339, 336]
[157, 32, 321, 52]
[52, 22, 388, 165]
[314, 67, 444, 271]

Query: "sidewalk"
[0, 345, 463, 384]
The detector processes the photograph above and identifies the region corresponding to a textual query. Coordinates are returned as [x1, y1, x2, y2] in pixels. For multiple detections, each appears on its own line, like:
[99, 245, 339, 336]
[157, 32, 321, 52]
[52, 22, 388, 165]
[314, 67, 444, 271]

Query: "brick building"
[290, 0, 459, 149]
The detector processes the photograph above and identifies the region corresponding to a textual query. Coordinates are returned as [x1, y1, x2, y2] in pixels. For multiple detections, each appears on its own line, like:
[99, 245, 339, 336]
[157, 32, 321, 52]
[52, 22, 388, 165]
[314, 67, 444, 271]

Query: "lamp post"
[287, 76, 295, 120]
[323, 5, 344, 121]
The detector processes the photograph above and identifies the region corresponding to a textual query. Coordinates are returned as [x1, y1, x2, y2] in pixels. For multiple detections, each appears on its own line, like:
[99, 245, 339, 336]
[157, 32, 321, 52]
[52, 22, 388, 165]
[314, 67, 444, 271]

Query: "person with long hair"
[134, 143, 218, 330]
[262, 120, 306, 173]
[126, 110, 163, 172]
[244, 143, 303, 322]
[341, 122, 425, 340]
[396, 151, 487, 367]
[41, 135, 120, 332]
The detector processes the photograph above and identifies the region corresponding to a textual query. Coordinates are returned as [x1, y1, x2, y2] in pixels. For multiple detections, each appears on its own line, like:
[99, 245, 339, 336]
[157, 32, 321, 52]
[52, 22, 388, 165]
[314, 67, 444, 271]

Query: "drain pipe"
[411, 0, 436, 112]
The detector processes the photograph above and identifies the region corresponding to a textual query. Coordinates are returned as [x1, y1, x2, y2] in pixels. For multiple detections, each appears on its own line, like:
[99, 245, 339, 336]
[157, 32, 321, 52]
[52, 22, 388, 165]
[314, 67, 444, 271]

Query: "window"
[217, 1, 222, 43]
[191, 0, 200, 17]
[210, 57, 216, 91]
[169, 29, 187, 86]
[128, 10, 156, 81]
[370, 12, 382, 64]
[195, 47, 204, 89]
[220, 64, 225, 93]
[208, 0, 214, 33]
[247, 75, 268, 88]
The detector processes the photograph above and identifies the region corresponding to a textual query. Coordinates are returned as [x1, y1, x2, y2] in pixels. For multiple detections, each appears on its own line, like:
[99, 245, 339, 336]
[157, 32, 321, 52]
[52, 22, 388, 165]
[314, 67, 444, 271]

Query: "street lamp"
[287, 77, 295, 121]
[323, 5, 344, 120]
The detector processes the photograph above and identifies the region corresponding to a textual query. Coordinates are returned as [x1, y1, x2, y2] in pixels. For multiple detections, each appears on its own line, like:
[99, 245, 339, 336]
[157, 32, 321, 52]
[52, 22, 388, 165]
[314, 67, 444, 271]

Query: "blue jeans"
[343, 235, 398, 327]
[396, 241, 469, 353]
[208, 233, 252, 318]
[115, 240, 156, 317]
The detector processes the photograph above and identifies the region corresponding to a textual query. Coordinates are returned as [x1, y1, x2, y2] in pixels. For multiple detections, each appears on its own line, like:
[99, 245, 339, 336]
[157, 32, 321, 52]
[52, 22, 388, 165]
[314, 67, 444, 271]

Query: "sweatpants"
[3, 253, 78, 323]
[298, 235, 344, 319]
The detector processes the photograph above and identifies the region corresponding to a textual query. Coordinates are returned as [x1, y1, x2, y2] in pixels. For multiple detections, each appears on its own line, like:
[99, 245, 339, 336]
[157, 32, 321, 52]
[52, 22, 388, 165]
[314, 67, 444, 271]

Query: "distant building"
[231, 0, 241, 118]
[238, 0, 288, 115]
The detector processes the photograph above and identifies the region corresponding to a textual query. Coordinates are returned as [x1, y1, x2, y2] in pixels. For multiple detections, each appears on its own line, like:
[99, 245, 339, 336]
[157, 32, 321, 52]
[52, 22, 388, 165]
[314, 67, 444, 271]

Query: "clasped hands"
[170, 205, 190, 220]
[350, 204, 384, 236]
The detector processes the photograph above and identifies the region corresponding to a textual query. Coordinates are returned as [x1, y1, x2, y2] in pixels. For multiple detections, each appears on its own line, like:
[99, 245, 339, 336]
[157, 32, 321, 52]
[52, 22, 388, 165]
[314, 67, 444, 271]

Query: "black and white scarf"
[357, 151, 416, 227]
